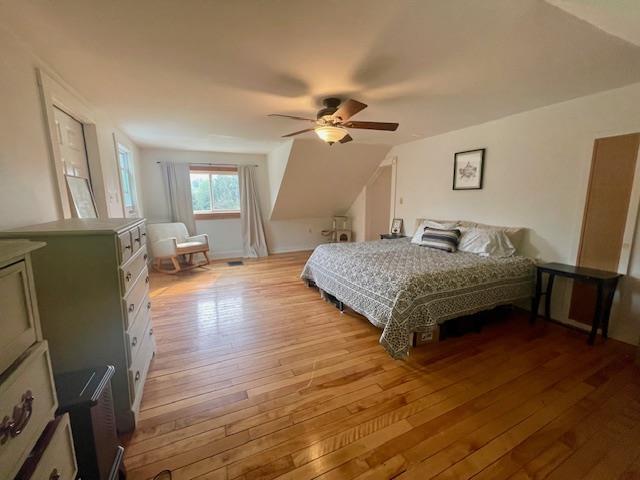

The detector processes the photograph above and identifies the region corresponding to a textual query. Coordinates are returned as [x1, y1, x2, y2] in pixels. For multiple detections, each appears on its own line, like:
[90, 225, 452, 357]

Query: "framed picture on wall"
[65, 175, 98, 218]
[453, 148, 485, 190]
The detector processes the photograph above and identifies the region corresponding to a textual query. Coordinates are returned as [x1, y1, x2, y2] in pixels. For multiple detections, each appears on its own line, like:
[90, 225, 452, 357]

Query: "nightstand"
[530, 262, 622, 345]
[380, 234, 407, 239]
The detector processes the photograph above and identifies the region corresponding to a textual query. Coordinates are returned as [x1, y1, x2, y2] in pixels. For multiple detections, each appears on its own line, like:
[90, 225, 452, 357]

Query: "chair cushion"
[147, 223, 190, 244]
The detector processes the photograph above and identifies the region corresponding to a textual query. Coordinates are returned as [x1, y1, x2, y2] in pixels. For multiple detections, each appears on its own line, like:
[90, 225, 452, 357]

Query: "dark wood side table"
[530, 262, 622, 345]
[380, 233, 407, 239]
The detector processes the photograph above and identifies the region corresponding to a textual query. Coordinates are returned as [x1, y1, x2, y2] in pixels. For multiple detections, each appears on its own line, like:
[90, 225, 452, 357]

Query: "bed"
[301, 237, 535, 358]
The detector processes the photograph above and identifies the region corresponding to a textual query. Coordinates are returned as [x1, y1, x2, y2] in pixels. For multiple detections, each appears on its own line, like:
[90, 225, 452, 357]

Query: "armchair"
[147, 222, 211, 273]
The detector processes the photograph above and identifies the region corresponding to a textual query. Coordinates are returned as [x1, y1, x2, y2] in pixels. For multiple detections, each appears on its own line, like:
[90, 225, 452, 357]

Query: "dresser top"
[0, 239, 46, 263]
[1, 218, 145, 236]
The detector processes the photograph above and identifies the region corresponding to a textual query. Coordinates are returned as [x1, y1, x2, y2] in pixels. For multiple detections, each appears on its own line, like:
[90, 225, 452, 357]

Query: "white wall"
[0, 26, 139, 229]
[139, 148, 331, 258]
[347, 189, 366, 243]
[387, 82, 640, 345]
[266, 141, 293, 214]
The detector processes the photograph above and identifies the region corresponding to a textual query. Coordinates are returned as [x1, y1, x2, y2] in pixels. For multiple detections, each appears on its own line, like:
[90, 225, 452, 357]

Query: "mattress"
[301, 238, 535, 358]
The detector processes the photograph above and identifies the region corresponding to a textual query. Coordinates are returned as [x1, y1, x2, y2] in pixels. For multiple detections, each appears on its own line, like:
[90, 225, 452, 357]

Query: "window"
[117, 145, 138, 217]
[190, 166, 240, 219]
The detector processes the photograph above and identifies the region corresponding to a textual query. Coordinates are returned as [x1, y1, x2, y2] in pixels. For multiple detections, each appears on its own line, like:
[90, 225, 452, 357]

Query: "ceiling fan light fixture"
[315, 125, 348, 144]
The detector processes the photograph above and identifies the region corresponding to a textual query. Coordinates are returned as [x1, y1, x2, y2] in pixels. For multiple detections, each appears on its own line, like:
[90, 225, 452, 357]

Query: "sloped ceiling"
[2, 1, 640, 153]
[270, 140, 390, 220]
[546, 0, 640, 47]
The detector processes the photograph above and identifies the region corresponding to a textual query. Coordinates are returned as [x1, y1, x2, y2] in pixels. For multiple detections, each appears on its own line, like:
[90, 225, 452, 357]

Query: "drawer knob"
[142, 232, 147, 237]
[126, 272, 132, 281]
[132, 337, 138, 346]
[125, 245, 132, 250]
[135, 371, 141, 381]
[144, 254, 148, 261]
[0, 390, 34, 444]
[149, 328, 154, 336]
[145, 276, 150, 284]
[147, 301, 152, 310]
[50, 468, 61, 480]
[135, 237, 141, 243]
[128, 304, 135, 313]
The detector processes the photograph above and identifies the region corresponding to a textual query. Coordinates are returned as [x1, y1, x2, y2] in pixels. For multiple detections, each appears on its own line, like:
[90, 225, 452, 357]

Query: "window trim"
[116, 142, 138, 218]
[190, 166, 241, 220]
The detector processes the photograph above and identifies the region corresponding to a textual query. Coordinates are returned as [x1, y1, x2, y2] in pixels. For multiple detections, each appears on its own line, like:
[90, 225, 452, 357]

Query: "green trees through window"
[190, 171, 240, 213]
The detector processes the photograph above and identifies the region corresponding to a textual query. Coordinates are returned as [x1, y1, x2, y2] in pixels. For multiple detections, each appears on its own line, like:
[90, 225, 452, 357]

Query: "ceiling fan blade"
[281, 128, 315, 138]
[268, 114, 316, 122]
[339, 134, 353, 144]
[332, 99, 367, 122]
[343, 121, 399, 131]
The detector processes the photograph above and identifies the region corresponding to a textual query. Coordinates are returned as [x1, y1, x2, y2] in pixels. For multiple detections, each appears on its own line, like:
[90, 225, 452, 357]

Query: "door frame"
[619, 144, 640, 273]
[37, 68, 106, 218]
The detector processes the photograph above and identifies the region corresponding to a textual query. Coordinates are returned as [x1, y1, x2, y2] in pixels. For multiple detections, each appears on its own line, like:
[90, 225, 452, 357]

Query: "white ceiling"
[3, 0, 640, 154]
[546, 0, 640, 47]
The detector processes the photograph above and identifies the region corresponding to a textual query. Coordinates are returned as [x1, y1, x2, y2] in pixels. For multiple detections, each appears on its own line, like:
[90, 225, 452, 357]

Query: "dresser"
[1, 219, 156, 433]
[0, 240, 77, 479]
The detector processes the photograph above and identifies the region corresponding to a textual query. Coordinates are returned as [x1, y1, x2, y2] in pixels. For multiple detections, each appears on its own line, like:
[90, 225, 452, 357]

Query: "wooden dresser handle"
[49, 468, 60, 480]
[128, 304, 135, 313]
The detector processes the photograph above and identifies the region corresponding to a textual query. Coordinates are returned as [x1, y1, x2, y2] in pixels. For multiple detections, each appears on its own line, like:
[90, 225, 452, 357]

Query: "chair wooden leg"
[170, 256, 181, 273]
[203, 251, 210, 265]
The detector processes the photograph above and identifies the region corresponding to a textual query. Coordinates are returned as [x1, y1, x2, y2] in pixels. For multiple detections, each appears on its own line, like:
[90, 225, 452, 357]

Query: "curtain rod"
[156, 161, 258, 167]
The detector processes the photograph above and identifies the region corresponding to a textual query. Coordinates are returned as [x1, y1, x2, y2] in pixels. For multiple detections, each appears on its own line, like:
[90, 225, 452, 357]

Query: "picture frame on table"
[391, 218, 403, 234]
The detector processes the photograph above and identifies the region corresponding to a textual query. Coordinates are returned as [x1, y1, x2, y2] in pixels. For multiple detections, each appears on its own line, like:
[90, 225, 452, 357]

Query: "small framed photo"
[391, 218, 403, 234]
[453, 148, 485, 190]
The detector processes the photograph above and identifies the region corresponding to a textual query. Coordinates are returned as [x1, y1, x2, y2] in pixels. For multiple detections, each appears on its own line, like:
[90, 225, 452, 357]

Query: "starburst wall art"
[453, 148, 485, 190]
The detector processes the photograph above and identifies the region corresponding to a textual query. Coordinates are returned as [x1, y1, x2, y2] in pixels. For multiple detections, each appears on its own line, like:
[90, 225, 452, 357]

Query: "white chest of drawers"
[1, 219, 156, 433]
[0, 240, 77, 480]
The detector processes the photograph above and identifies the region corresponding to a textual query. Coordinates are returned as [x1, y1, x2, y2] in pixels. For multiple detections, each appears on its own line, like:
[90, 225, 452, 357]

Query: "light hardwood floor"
[124, 252, 640, 480]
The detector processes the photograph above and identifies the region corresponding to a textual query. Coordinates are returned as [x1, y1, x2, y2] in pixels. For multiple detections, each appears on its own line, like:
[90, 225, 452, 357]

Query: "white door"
[53, 107, 91, 179]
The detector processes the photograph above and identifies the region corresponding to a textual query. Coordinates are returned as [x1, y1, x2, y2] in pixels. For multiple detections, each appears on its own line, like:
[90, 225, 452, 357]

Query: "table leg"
[530, 269, 542, 324]
[601, 278, 618, 340]
[544, 273, 555, 321]
[588, 282, 604, 345]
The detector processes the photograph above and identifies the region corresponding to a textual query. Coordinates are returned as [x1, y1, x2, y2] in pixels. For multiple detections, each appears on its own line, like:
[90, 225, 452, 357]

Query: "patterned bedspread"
[301, 238, 535, 358]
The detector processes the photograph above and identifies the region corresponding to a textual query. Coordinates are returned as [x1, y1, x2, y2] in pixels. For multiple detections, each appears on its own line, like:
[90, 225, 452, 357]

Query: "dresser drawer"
[122, 267, 150, 330]
[0, 261, 39, 374]
[138, 223, 147, 246]
[130, 226, 142, 255]
[126, 303, 151, 365]
[118, 231, 133, 264]
[0, 341, 58, 479]
[120, 247, 148, 296]
[129, 322, 155, 415]
[15, 414, 76, 480]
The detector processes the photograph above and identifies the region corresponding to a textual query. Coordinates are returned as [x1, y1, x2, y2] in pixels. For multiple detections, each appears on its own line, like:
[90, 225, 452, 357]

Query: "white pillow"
[411, 220, 459, 245]
[458, 227, 516, 257]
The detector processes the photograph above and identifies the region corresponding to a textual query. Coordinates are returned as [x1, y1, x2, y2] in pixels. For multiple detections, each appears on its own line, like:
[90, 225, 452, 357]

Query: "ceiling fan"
[268, 97, 399, 145]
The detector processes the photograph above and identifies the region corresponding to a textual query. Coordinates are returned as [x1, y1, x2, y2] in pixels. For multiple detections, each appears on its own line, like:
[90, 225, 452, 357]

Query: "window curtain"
[238, 165, 268, 257]
[160, 161, 196, 236]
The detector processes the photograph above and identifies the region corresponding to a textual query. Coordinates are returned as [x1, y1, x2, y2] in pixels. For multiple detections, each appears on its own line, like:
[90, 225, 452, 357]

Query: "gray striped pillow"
[420, 227, 461, 252]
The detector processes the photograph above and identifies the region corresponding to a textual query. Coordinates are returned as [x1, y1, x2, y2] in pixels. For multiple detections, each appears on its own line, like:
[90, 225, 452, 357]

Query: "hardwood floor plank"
[122, 252, 640, 480]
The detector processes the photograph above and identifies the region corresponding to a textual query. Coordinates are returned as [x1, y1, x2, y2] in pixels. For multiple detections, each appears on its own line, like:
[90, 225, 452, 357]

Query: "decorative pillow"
[418, 227, 461, 252]
[462, 221, 524, 253]
[411, 220, 458, 245]
[458, 227, 516, 257]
